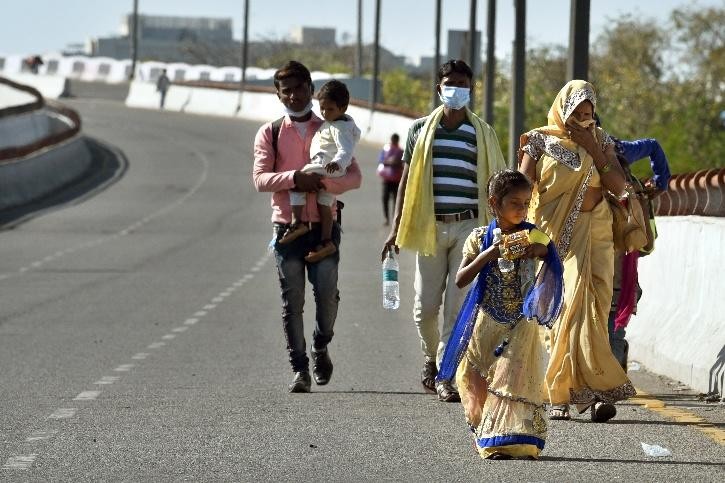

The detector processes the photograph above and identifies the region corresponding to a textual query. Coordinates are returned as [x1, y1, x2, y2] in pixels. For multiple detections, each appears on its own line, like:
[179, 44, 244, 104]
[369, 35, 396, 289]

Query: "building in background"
[89, 14, 238, 64]
[447, 29, 481, 75]
[289, 27, 336, 47]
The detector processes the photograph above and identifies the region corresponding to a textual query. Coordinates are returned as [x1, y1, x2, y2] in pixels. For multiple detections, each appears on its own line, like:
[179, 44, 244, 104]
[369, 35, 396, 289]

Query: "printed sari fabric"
[455, 228, 548, 460]
[520, 80, 636, 406]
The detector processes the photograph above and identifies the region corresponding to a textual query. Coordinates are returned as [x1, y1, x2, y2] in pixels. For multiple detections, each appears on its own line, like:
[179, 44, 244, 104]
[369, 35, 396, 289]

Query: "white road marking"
[194, 311, 207, 317]
[94, 376, 120, 385]
[184, 318, 199, 325]
[250, 266, 260, 272]
[131, 353, 150, 360]
[48, 408, 77, 419]
[212, 297, 224, 303]
[2, 454, 37, 470]
[220, 291, 232, 297]
[25, 429, 58, 442]
[114, 364, 135, 372]
[243, 274, 253, 281]
[74, 390, 101, 401]
[203, 304, 216, 310]
[171, 327, 188, 333]
[148, 342, 165, 349]
[161, 334, 176, 340]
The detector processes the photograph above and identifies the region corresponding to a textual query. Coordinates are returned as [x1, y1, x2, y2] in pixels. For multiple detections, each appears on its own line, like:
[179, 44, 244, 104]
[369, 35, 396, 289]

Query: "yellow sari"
[520, 80, 636, 407]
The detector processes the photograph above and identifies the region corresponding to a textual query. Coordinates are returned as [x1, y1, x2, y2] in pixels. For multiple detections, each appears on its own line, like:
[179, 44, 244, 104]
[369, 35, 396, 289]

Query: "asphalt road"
[1, 99, 723, 481]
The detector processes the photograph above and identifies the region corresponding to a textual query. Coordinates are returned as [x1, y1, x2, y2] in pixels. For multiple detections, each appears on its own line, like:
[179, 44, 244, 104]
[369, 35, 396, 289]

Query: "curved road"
[1, 99, 723, 480]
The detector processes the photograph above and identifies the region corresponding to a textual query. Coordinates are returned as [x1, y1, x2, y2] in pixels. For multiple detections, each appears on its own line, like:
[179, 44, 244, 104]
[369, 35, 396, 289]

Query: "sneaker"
[311, 347, 333, 385]
[288, 371, 311, 393]
[421, 358, 437, 393]
[436, 380, 461, 402]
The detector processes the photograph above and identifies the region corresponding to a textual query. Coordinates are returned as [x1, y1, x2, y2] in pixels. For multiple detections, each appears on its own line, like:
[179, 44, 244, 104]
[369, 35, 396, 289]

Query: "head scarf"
[518, 80, 598, 161]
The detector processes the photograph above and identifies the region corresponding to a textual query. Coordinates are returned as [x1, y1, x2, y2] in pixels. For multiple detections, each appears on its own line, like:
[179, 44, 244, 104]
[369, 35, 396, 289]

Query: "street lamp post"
[370, 0, 381, 113]
[432, 0, 441, 108]
[129, 0, 139, 80]
[484, 0, 496, 124]
[509, 0, 526, 167]
[468, 0, 477, 109]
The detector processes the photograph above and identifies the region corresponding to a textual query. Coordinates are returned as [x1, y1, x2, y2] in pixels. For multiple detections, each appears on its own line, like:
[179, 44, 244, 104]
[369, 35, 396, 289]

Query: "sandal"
[278, 223, 309, 244]
[591, 401, 617, 423]
[488, 452, 513, 460]
[549, 404, 571, 420]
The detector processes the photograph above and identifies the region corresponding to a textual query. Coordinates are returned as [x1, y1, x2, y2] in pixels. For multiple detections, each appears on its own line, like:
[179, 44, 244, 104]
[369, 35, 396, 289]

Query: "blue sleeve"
[618, 139, 671, 191]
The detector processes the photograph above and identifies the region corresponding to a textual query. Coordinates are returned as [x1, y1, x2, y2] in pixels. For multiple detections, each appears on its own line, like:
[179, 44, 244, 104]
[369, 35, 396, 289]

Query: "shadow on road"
[541, 456, 724, 466]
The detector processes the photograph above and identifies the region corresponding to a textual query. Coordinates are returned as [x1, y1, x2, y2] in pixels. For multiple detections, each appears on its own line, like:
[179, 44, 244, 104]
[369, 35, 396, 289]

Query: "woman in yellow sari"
[519, 80, 636, 422]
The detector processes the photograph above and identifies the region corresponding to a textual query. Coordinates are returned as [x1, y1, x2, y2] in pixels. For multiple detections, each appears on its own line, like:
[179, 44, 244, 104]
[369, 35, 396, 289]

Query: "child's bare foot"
[278, 223, 309, 244]
[304, 240, 337, 263]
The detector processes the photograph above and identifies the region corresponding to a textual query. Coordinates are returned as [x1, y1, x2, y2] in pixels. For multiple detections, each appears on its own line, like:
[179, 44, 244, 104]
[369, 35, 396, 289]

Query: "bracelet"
[598, 162, 612, 174]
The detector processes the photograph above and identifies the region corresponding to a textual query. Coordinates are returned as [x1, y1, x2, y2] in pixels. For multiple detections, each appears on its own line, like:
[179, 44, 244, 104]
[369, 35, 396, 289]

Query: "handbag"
[607, 191, 648, 253]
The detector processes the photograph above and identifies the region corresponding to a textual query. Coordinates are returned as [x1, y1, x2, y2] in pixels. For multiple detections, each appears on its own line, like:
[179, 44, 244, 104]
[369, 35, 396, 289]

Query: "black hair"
[487, 169, 533, 212]
[391, 133, 400, 143]
[318, 79, 350, 108]
[273, 60, 312, 89]
[437, 59, 473, 83]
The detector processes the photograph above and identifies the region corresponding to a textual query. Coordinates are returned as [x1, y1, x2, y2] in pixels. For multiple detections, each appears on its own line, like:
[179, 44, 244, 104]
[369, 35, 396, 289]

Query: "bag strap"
[270, 116, 285, 169]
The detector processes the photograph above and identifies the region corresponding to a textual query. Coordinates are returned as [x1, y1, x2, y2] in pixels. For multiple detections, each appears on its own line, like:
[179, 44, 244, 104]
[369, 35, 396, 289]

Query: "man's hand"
[381, 231, 399, 262]
[326, 162, 341, 174]
[642, 177, 664, 199]
[293, 171, 325, 192]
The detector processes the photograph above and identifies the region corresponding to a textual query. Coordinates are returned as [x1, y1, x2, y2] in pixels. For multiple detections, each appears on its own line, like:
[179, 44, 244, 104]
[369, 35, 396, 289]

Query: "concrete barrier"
[628, 216, 725, 395]
[126, 80, 416, 145]
[2, 73, 68, 99]
[0, 135, 92, 211]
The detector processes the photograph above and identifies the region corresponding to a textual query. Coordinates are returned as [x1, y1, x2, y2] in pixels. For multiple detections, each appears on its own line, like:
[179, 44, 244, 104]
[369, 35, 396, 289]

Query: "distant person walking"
[377, 133, 404, 226]
[252, 60, 362, 393]
[381, 59, 506, 402]
[156, 69, 171, 109]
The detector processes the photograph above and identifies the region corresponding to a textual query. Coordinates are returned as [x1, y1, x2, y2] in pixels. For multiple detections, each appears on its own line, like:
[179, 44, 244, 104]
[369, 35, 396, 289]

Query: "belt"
[434, 209, 478, 223]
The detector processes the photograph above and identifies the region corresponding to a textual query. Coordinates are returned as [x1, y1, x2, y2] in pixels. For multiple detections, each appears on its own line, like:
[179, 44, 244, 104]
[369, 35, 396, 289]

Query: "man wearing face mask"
[253, 61, 362, 393]
[381, 59, 506, 402]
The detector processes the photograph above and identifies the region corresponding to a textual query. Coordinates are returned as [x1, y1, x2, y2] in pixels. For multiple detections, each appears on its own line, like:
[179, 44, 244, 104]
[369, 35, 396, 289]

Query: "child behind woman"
[437, 170, 564, 460]
[279, 80, 361, 263]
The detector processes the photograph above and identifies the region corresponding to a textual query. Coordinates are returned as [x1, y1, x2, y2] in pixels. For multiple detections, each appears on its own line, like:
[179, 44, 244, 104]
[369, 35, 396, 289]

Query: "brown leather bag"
[608, 191, 648, 253]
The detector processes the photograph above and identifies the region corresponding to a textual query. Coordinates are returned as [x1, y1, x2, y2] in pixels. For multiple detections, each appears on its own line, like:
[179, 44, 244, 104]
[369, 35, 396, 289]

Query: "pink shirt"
[252, 114, 363, 223]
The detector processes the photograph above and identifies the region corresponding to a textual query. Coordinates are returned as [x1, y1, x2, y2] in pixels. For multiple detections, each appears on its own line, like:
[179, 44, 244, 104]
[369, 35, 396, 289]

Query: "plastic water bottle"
[492, 228, 514, 273]
[382, 248, 400, 310]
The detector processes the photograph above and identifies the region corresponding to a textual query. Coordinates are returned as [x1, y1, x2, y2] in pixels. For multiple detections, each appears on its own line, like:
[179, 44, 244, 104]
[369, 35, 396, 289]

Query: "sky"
[1, 0, 720, 63]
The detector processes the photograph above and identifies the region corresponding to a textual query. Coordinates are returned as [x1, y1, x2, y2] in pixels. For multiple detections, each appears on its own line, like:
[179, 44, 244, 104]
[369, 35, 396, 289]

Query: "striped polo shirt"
[403, 117, 478, 214]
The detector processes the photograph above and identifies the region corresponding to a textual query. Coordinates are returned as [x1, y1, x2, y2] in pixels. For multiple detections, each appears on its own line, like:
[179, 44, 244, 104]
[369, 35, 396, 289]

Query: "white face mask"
[438, 86, 470, 110]
[284, 101, 313, 118]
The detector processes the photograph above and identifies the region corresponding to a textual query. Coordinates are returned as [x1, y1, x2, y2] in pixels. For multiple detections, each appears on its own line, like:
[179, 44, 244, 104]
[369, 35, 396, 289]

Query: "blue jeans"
[273, 222, 341, 372]
[607, 310, 628, 370]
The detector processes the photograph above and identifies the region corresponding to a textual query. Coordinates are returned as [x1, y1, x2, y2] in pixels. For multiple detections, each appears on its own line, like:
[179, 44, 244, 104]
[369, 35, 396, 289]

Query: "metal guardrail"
[653, 169, 725, 217]
[0, 77, 81, 162]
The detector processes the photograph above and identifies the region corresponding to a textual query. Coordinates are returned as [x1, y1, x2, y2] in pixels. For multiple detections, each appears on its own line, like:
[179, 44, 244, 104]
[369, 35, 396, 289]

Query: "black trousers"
[382, 181, 399, 222]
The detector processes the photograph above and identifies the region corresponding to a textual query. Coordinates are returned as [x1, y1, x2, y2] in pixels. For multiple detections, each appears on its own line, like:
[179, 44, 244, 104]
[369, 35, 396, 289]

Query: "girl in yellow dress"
[438, 169, 564, 460]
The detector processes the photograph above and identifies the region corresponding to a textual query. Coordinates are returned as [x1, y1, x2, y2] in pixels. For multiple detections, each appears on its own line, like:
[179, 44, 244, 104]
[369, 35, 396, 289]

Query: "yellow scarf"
[396, 105, 507, 256]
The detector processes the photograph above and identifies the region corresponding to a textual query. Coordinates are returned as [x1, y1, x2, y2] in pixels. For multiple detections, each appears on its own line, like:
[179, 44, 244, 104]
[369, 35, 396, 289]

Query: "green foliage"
[381, 69, 431, 114]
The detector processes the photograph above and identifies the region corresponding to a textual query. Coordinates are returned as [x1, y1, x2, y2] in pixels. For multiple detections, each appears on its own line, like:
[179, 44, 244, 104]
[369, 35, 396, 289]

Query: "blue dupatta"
[437, 219, 564, 382]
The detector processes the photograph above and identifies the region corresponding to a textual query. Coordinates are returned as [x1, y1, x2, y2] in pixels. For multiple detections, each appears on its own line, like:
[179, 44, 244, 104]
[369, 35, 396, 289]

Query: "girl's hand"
[521, 243, 548, 259]
[326, 162, 341, 174]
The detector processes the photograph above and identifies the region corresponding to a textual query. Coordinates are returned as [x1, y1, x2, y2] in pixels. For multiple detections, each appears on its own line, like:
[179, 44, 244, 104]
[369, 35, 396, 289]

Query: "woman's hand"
[566, 119, 600, 157]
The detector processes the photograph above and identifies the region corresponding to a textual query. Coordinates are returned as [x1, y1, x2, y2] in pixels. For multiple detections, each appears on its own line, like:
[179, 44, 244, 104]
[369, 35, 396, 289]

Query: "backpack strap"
[271, 116, 285, 163]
